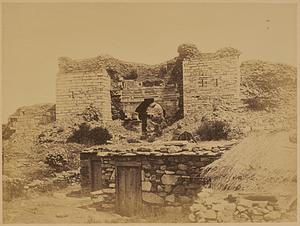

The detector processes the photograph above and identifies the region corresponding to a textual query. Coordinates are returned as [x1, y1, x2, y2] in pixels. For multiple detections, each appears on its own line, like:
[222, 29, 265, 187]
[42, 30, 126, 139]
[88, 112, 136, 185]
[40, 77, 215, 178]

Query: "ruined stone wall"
[121, 81, 180, 119]
[7, 104, 55, 134]
[183, 54, 240, 116]
[56, 69, 112, 121]
[80, 141, 236, 213]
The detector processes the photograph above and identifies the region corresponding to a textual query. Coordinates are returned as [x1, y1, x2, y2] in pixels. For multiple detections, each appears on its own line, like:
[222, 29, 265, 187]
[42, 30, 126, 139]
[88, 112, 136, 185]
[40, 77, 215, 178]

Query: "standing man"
[136, 98, 154, 139]
[146, 100, 166, 138]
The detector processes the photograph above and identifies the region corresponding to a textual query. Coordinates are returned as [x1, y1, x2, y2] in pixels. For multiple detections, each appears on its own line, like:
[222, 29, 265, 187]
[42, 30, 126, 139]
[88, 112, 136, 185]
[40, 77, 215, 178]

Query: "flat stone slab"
[82, 140, 238, 157]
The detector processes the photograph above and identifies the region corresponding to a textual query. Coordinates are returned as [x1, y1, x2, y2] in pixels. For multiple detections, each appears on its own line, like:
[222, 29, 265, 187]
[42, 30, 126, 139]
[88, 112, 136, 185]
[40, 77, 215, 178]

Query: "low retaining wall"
[80, 141, 236, 215]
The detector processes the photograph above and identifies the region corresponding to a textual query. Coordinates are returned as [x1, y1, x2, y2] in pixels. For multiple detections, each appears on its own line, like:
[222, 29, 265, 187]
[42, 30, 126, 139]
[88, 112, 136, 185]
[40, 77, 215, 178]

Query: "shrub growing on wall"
[45, 152, 69, 172]
[67, 123, 112, 145]
[240, 60, 297, 111]
[123, 69, 138, 80]
[81, 104, 102, 122]
[196, 119, 231, 141]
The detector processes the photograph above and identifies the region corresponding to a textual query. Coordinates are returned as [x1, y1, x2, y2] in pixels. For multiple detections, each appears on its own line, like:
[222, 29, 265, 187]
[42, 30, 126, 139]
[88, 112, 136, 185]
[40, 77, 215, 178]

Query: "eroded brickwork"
[56, 69, 112, 121]
[121, 81, 180, 118]
[183, 54, 240, 116]
[56, 47, 241, 121]
[7, 104, 55, 134]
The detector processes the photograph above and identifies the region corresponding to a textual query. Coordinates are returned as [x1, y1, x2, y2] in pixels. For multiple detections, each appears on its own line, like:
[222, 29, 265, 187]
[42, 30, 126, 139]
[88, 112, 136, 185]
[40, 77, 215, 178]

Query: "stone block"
[252, 201, 268, 208]
[237, 205, 247, 212]
[142, 181, 152, 191]
[178, 195, 192, 204]
[172, 185, 186, 194]
[212, 204, 225, 212]
[223, 203, 236, 211]
[90, 190, 103, 197]
[177, 164, 188, 171]
[175, 170, 187, 175]
[263, 211, 281, 221]
[190, 203, 207, 212]
[237, 198, 253, 208]
[203, 209, 217, 220]
[165, 170, 175, 175]
[142, 192, 164, 205]
[160, 165, 167, 170]
[165, 194, 175, 203]
[157, 185, 163, 192]
[102, 188, 115, 194]
[188, 213, 196, 222]
[161, 175, 180, 185]
[163, 185, 173, 193]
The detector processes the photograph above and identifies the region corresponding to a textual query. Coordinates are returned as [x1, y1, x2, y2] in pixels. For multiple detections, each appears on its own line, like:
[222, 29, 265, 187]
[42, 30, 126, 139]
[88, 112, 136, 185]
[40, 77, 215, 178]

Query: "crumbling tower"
[56, 57, 112, 122]
[182, 47, 241, 116]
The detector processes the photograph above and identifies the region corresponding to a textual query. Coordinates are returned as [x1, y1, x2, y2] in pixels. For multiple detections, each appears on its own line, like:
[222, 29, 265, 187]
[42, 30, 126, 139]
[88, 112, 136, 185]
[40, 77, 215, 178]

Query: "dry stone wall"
[80, 141, 236, 213]
[183, 54, 240, 116]
[56, 69, 112, 121]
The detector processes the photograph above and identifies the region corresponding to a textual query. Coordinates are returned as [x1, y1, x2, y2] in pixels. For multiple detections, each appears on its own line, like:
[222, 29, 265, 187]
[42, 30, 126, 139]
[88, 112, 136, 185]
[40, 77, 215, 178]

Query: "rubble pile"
[36, 143, 82, 171]
[189, 189, 296, 223]
[5, 104, 55, 134]
[38, 122, 74, 143]
[23, 170, 80, 193]
[53, 170, 81, 185]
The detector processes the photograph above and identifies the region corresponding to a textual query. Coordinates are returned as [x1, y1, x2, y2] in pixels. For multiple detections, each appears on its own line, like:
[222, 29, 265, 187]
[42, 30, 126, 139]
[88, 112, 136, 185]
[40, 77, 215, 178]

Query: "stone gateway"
[56, 45, 241, 123]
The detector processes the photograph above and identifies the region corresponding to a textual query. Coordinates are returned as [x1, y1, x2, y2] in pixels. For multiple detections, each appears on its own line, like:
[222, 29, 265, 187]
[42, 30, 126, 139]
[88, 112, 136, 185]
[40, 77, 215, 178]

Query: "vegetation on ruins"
[241, 60, 296, 111]
[67, 122, 112, 145]
[123, 69, 138, 80]
[3, 44, 297, 224]
[196, 120, 231, 141]
[45, 152, 69, 172]
[2, 124, 15, 140]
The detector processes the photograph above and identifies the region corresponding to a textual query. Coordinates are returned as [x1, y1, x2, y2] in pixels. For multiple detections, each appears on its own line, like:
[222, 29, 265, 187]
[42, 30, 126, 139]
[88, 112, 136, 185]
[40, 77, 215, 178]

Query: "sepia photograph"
[1, 1, 298, 224]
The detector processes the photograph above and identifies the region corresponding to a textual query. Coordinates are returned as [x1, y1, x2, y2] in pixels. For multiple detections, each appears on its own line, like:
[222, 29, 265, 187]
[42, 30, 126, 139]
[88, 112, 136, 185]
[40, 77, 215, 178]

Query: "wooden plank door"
[115, 162, 142, 216]
[91, 160, 102, 191]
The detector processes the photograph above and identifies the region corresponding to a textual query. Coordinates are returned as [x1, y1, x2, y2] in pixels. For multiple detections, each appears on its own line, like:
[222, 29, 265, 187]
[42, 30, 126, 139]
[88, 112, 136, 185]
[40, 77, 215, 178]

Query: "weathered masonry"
[56, 46, 241, 122]
[183, 50, 240, 116]
[80, 141, 236, 216]
[120, 80, 180, 119]
[56, 69, 112, 122]
[6, 104, 55, 134]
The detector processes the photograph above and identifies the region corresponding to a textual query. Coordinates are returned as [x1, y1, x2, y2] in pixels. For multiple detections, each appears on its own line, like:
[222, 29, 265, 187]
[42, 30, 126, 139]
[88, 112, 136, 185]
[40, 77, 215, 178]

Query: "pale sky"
[2, 2, 297, 123]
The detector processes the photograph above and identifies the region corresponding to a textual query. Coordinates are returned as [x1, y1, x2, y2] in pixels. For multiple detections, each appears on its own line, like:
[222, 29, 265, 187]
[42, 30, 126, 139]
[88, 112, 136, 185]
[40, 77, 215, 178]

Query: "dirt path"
[3, 184, 133, 224]
[3, 184, 190, 223]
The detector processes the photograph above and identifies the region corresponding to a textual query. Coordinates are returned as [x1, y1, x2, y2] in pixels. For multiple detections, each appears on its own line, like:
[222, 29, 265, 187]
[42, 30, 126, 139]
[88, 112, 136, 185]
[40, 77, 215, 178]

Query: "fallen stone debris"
[189, 189, 297, 223]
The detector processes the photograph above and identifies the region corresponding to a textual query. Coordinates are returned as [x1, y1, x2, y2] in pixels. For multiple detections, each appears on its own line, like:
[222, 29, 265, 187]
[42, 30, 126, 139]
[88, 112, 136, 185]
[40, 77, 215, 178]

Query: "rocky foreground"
[189, 188, 296, 223]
